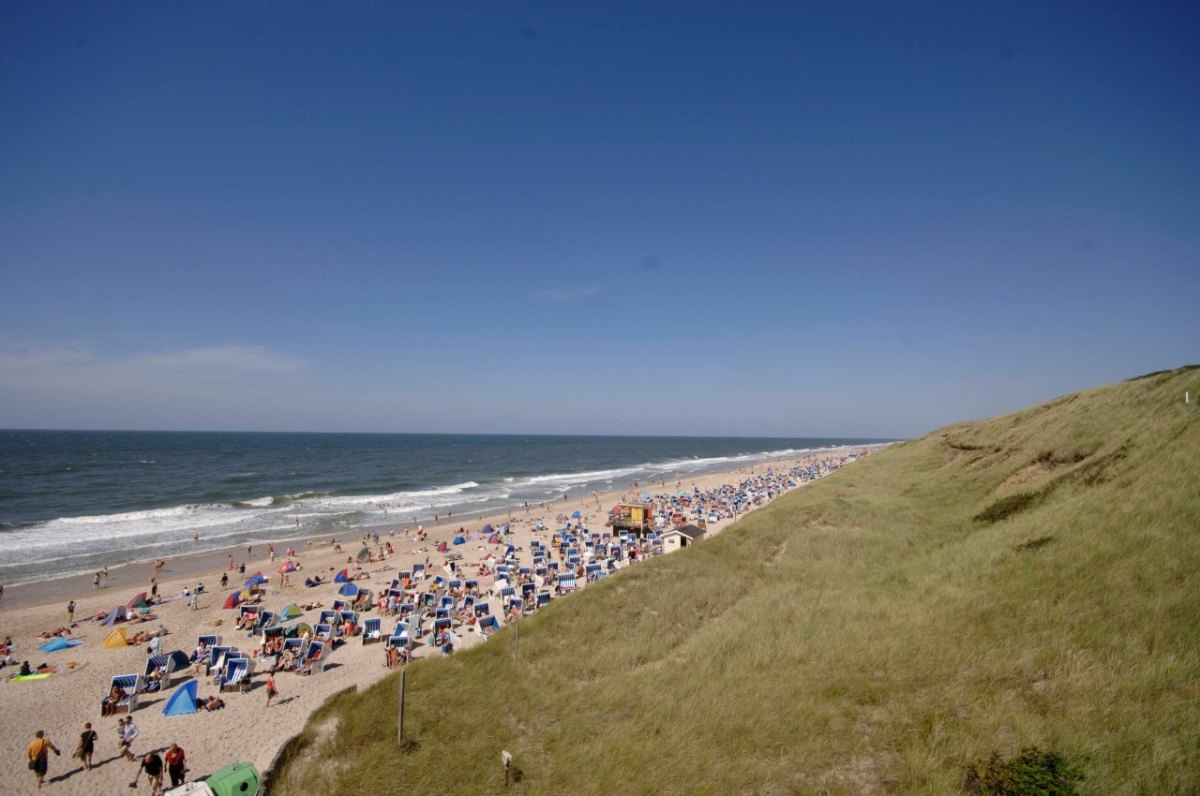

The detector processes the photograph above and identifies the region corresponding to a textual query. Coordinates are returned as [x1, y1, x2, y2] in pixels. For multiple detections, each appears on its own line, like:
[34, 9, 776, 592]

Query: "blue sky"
[1, 1, 1197, 437]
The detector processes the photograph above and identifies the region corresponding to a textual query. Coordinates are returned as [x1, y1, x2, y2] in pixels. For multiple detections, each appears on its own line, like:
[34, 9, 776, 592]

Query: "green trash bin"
[205, 762, 260, 796]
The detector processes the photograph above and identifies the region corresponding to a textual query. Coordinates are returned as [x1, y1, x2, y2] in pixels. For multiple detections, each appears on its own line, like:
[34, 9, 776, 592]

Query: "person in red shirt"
[165, 743, 187, 788]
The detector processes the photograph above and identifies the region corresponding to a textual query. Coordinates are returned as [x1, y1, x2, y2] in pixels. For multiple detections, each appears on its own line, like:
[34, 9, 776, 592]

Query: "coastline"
[0, 449, 872, 795]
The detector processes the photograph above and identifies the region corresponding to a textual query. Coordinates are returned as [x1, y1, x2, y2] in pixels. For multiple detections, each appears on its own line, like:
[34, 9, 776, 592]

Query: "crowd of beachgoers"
[1, 449, 871, 794]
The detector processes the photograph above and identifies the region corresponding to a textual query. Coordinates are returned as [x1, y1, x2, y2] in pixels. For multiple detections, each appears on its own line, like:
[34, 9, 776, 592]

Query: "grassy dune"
[270, 367, 1200, 795]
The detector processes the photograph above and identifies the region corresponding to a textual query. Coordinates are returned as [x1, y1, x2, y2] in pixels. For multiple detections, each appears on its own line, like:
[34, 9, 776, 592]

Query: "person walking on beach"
[117, 716, 139, 761]
[27, 730, 61, 789]
[165, 743, 187, 788]
[131, 751, 164, 795]
[76, 722, 98, 771]
[265, 671, 278, 708]
[220, 572, 229, 590]
[67, 600, 75, 623]
[94, 572, 101, 590]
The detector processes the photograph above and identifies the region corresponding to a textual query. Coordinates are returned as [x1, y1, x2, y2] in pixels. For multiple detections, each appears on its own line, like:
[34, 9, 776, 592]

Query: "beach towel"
[39, 637, 83, 653]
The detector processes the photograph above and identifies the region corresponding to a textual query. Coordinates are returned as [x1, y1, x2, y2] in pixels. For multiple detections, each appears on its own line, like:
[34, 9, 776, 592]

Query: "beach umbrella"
[244, 573, 268, 588]
[356, 546, 371, 563]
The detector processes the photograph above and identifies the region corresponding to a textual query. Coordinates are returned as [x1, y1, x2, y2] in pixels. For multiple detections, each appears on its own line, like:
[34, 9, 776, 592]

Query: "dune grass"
[269, 367, 1200, 795]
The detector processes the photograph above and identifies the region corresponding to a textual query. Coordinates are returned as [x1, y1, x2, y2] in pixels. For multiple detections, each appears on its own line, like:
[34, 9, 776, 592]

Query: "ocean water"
[0, 430, 889, 585]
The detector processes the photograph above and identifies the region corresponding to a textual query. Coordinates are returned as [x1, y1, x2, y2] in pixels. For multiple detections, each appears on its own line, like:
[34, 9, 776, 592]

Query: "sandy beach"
[0, 452, 864, 794]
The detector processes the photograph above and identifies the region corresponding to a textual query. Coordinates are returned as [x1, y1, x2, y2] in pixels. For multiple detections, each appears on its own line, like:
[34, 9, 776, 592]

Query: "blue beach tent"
[452, 535, 466, 545]
[338, 582, 359, 597]
[333, 570, 349, 584]
[163, 680, 198, 716]
[100, 606, 127, 626]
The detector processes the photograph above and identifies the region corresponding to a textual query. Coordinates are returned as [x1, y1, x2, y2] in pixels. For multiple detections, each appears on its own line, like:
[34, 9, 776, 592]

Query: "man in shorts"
[131, 751, 164, 795]
[26, 730, 61, 789]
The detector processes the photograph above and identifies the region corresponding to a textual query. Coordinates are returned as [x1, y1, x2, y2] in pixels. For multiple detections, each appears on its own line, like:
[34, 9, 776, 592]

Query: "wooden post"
[397, 668, 406, 743]
[514, 619, 520, 663]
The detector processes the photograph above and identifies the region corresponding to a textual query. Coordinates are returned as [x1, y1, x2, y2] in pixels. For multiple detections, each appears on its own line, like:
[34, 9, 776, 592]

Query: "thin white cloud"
[0, 341, 311, 428]
[533, 285, 605, 302]
[134, 344, 306, 373]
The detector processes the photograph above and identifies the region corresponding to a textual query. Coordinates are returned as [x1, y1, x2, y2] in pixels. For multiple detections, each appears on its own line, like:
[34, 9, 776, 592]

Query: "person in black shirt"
[131, 751, 163, 795]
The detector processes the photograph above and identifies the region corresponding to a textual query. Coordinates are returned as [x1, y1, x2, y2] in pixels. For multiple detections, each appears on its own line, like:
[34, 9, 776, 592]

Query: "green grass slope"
[270, 367, 1200, 795]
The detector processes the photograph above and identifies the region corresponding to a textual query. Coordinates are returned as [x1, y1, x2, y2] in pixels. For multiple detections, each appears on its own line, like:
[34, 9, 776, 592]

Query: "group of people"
[26, 720, 187, 795]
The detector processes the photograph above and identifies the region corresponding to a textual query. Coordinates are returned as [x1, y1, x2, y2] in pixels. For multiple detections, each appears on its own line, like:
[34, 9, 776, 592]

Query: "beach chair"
[558, 574, 577, 594]
[331, 599, 348, 613]
[398, 602, 415, 619]
[536, 591, 552, 608]
[219, 657, 252, 693]
[507, 596, 523, 613]
[197, 634, 221, 649]
[206, 645, 232, 676]
[476, 615, 500, 638]
[281, 637, 307, 669]
[461, 595, 475, 613]
[299, 641, 326, 675]
[411, 563, 425, 580]
[106, 673, 143, 714]
[143, 652, 185, 690]
[521, 582, 536, 598]
[464, 579, 478, 591]
[433, 618, 452, 636]
[438, 595, 455, 611]
[500, 586, 516, 602]
[448, 578, 462, 590]
[397, 569, 411, 583]
[362, 617, 383, 645]
[315, 623, 334, 641]
[473, 602, 491, 618]
[434, 607, 450, 621]
[254, 610, 275, 634]
[318, 610, 338, 626]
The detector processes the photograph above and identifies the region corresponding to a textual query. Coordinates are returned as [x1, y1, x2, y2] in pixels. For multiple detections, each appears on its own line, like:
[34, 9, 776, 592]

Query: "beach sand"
[0, 453, 856, 793]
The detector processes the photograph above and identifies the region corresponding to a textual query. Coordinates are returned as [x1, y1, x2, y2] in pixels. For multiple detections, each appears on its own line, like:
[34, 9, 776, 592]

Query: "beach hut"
[102, 627, 130, 648]
[661, 524, 706, 553]
[162, 679, 199, 716]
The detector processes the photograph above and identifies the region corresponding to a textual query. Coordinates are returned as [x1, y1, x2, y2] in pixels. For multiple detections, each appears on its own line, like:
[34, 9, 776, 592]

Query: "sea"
[0, 430, 891, 586]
